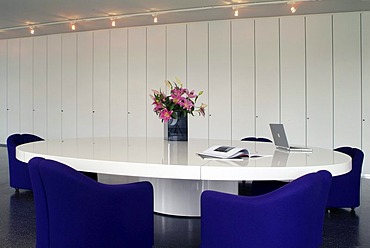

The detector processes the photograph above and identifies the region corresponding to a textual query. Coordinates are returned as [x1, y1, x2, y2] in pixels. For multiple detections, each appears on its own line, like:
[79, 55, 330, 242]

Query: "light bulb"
[30, 27, 35, 34]
[234, 9, 239, 17]
[291, 6, 296, 13]
[71, 23, 76, 31]
[154, 16, 158, 23]
[111, 19, 116, 27]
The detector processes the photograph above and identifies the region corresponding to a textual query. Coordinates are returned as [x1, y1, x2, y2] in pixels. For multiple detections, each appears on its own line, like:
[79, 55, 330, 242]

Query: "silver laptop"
[269, 123, 312, 152]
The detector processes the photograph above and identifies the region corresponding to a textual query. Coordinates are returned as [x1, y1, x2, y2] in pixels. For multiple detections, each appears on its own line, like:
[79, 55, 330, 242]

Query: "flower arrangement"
[150, 79, 207, 123]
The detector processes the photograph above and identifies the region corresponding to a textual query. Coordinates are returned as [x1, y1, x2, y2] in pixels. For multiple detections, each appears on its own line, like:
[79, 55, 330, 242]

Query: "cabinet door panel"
[333, 13, 361, 148]
[61, 33, 77, 139]
[93, 30, 110, 138]
[306, 14, 333, 149]
[147, 26, 166, 137]
[0, 40, 7, 143]
[231, 19, 255, 140]
[128, 27, 147, 137]
[110, 28, 128, 137]
[33, 36, 47, 138]
[77, 32, 93, 138]
[187, 22, 209, 139]
[7, 39, 20, 135]
[255, 18, 280, 138]
[362, 12, 370, 174]
[47, 35, 62, 140]
[280, 16, 306, 145]
[167, 24, 186, 83]
[209, 20, 231, 140]
[20, 38, 33, 133]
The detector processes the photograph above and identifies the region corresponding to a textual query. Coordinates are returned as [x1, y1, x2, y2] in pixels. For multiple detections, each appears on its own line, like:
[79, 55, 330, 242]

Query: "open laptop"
[269, 123, 312, 152]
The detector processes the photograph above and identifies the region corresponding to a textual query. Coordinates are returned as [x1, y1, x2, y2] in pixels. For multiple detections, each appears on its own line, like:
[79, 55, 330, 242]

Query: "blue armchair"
[327, 147, 364, 211]
[201, 171, 332, 248]
[7, 133, 44, 191]
[28, 157, 154, 248]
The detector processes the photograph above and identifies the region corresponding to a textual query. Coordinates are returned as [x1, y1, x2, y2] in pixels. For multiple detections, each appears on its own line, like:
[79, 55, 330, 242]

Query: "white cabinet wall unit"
[280, 16, 306, 145]
[127, 27, 147, 137]
[333, 13, 362, 149]
[1, 11, 370, 175]
[187, 22, 209, 139]
[110, 29, 128, 138]
[231, 19, 255, 141]
[0, 40, 7, 144]
[61, 33, 77, 139]
[19, 38, 34, 134]
[362, 12, 370, 175]
[77, 32, 93, 139]
[7, 39, 21, 135]
[147, 25, 166, 138]
[306, 14, 333, 149]
[255, 17, 280, 138]
[47, 35, 62, 140]
[93, 30, 111, 138]
[33, 36, 47, 139]
[209, 20, 232, 140]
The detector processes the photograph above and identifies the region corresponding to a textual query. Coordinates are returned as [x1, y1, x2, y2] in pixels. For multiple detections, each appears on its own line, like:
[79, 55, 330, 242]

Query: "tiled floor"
[0, 145, 369, 248]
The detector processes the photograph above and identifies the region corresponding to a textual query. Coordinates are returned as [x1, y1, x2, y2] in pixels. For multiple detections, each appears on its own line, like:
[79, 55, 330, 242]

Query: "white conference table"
[16, 137, 351, 217]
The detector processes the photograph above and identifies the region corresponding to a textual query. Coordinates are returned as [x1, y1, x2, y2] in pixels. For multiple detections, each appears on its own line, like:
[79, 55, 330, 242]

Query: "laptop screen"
[269, 123, 290, 149]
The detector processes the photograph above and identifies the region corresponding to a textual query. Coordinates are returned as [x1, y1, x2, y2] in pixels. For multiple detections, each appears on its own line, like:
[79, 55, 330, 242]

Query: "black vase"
[164, 114, 188, 141]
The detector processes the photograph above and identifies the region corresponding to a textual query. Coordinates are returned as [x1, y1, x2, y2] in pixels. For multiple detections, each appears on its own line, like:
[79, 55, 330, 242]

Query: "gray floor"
[0, 145, 369, 247]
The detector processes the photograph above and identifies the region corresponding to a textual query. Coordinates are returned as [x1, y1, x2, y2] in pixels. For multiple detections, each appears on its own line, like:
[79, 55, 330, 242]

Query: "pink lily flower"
[160, 109, 173, 122]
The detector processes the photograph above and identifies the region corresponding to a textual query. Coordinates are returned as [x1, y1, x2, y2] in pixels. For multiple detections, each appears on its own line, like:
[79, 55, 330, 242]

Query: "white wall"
[0, 12, 369, 175]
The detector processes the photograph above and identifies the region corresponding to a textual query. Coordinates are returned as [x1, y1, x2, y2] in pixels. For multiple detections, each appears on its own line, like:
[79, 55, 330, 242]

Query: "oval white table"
[16, 137, 351, 217]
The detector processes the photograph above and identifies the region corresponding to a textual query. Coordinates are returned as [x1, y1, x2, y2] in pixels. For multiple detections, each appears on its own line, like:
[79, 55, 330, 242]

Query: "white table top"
[16, 137, 351, 181]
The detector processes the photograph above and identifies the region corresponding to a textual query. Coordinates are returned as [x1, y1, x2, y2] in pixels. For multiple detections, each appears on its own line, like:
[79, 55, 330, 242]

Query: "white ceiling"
[1, 0, 370, 39]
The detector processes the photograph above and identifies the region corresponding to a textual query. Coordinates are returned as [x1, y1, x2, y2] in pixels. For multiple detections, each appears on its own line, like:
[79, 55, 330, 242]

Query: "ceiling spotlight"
[233, 7, 239, 17]
[111, 18, 116, 27]
[153, 14, 158, 23]
[289, 1, 297, 13]
[71, 22, 76, 31]
[30, 26, 35, 35]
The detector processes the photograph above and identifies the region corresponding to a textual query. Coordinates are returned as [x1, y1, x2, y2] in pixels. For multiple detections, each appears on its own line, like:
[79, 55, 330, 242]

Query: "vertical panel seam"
[253, 19, 257, 136]
[230, 20, 233, 140]
[278, 17, 282, 124]
[145, 27, 148, 138]
[126, 29, 129, 137]
[207, 22, 210, 140]
[304, 16, 308, 146]
[108, 30, 111, 138]
[360, 13, 363, 149]
[32, 38, 35, 133]
[46, 36, 49, 140]
[331, 14, 335, 149]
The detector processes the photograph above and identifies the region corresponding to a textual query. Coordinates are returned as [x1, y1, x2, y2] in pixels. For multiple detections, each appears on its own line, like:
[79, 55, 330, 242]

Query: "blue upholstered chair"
[7, 133, 44, 191]
[327, 147, 364, 211]
[201, 171, 332, 248]
[241, 136, 272, 143]
[28, 157, 154, 248]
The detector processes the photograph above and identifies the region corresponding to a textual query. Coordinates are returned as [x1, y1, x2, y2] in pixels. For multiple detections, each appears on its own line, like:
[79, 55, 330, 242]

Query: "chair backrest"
[201, 170, 332, 248]
[7, 133, 44, 190]
[241, 136, 272, 143]
[327, 147, 364, 209]
[29, 157, 154, 248]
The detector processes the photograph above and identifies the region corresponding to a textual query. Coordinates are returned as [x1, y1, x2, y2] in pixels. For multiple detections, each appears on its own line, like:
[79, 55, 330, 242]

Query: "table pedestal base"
[142, 178, 238, 217]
